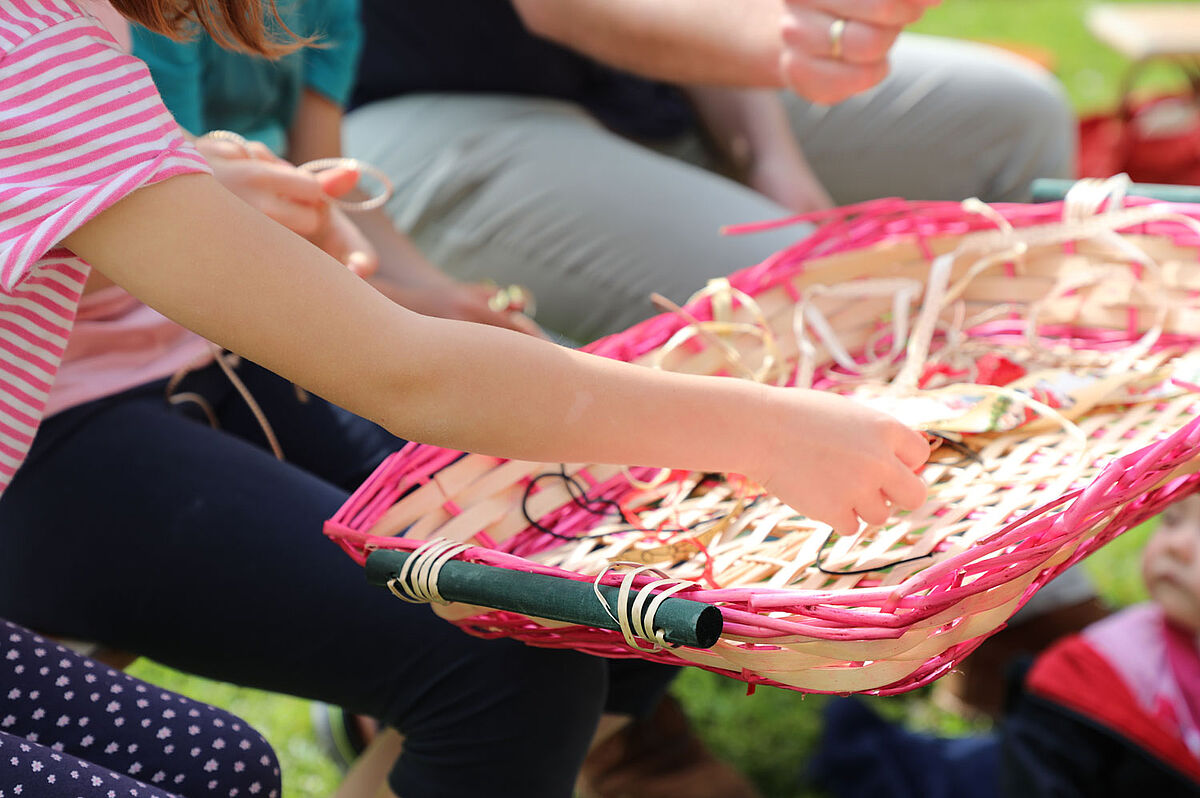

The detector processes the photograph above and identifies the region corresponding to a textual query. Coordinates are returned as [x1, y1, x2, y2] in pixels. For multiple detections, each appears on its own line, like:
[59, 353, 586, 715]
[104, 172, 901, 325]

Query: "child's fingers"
[895, 426, 932, 471]
[344, 250, 378, 278]
[244, 140, 280, 162]
[883, 462, 928, 510]
[254, 193, 323, 236]
[316, 166, 360, 199]
[827, 507, 862, 537]
[244, 162, 327, 206]
[854, 492, 893, 527]
[198, 138, 249, 160]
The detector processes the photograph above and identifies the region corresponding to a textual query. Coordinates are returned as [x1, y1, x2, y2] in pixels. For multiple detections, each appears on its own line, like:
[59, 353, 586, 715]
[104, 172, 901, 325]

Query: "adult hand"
[368, 274, 547, 338]
[779, 0, 940, 105]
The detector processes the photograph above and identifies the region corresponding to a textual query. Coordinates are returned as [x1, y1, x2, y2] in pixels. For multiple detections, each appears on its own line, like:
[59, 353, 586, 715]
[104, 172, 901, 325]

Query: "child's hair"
[109, 0, 305, 56]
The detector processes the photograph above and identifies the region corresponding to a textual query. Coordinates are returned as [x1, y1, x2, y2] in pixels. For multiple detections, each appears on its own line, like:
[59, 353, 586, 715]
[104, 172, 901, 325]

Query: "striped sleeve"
[0, 12, 209, 290]
[0, 2, 209, 491]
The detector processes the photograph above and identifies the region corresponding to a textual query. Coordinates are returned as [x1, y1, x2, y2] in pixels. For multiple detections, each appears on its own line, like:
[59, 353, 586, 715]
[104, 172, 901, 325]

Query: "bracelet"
[197, 130, 394, 213]
[295, 157, 393, 212]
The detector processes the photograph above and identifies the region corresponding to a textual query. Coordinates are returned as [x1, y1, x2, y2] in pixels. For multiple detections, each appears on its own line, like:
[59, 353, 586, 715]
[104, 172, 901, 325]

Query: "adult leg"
[0, 377, 609, 797]
[0, 618, 280, 798]
[779, 34, 1076, 204]
[345, 94, 803, 342]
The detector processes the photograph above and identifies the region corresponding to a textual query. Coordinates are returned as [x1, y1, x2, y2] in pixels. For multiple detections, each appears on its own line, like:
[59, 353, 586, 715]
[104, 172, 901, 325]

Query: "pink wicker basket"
[326, 182, 1200, 695]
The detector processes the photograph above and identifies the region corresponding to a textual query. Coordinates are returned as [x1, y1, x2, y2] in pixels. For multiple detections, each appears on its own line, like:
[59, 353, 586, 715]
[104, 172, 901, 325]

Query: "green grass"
[131, 2, 1173, 795]
[126, 660, 342, 798]
[910, 0, 1192, 114]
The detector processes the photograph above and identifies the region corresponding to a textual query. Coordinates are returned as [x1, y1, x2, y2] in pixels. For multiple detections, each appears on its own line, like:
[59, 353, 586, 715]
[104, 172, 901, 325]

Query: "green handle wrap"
[1032, 178, 1200, 204]
[365, 549, 724, 649]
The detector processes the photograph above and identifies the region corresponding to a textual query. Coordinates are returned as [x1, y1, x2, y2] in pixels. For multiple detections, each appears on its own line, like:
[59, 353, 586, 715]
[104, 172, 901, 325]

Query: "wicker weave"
[326, 183, 1200, 695]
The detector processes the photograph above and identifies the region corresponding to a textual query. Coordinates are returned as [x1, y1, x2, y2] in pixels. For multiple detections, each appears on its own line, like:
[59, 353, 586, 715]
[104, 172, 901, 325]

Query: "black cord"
[519, 466, 759, 543]
[814, 528, 935, 575]
[925, 430, 982, 467]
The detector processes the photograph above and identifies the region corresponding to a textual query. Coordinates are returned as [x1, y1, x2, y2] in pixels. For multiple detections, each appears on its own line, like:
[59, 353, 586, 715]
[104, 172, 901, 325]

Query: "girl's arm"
[685, 86, 833, 214]
[287, 90, 541, 335]
[63, 173, 928, 533]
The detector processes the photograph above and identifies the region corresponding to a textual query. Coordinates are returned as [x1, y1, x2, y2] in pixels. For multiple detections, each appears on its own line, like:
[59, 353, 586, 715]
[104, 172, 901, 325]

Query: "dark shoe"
[936, 597, 1111, 718]
[577, 695, 761, 798]
[310, 702, 368, 772]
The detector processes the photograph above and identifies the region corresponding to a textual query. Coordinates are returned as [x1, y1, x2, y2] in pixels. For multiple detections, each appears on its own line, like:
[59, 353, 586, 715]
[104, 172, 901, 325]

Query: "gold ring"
[829, 18, 847, 60]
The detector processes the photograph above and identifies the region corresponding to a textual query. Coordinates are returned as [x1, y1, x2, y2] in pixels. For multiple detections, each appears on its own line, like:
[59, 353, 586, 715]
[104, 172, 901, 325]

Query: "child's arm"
[286, 90, 541, 336]
[685, 86, 833, 214]
[63, 172, 928, 533]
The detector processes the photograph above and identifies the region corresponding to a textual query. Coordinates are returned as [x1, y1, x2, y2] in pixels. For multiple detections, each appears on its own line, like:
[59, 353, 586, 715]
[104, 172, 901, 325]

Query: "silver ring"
[829, 18, 847, 60]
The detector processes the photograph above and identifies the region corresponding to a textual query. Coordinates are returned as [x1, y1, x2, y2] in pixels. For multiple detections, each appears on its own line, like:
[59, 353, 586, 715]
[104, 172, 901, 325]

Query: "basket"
[326, 180, 1200, 695]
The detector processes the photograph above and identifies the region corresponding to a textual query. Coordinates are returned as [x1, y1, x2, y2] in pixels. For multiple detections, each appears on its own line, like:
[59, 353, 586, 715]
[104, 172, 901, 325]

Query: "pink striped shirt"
[0, 0, 208, 496]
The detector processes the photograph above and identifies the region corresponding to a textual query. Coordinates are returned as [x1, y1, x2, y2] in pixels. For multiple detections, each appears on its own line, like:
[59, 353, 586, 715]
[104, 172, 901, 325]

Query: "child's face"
[1144, 493, 1200, 633]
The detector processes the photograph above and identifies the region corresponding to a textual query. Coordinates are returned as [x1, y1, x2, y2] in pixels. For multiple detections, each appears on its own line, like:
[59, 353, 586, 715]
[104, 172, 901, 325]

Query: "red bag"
[1078, 63, 1200, 185]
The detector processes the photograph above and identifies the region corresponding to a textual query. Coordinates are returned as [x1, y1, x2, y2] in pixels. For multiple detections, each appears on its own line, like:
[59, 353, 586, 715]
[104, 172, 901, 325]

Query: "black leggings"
[0, 360, 675, 797]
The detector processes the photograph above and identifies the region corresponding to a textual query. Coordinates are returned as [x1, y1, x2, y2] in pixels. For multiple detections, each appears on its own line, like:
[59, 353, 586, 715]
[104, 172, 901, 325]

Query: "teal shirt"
[132, 0, 362, 156]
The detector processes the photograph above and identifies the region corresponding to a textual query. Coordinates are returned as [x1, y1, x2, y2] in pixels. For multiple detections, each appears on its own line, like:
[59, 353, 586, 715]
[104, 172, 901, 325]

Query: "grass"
[910, 0, 1192, 114]
[130, 2, 1175, 795]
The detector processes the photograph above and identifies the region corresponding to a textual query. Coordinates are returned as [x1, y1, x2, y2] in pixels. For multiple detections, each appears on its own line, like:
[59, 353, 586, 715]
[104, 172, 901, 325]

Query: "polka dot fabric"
[0, 620, 280, 798]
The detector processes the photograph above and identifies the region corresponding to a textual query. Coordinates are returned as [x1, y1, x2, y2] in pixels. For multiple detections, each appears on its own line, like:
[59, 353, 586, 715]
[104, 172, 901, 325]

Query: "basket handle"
[1031, 177, 1200, 204]
[364, 548, 724, 649]
[1114, 57, 1200, 121]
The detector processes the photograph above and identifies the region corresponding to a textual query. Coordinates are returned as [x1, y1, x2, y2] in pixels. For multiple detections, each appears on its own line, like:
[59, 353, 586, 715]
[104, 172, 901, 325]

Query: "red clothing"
[1021, 604, 1200, 785]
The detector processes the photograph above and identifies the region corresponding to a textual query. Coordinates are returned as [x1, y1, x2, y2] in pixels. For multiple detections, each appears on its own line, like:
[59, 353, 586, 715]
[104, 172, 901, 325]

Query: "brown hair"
[109, 0, 306, 57]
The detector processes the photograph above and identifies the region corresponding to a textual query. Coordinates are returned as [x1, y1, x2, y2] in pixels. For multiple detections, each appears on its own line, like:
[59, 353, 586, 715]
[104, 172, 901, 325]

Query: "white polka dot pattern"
[0, 621, 280, 798]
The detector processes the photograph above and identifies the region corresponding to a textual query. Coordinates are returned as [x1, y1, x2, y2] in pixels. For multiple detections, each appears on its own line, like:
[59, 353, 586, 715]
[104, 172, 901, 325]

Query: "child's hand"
[753, 388, 930, 534]
[306, 202, 380, 278]
[196, 136, 379, 276]
[746, 145, 834, 215]
[367, 273, 547, 338]
[196, 136, 329, 234]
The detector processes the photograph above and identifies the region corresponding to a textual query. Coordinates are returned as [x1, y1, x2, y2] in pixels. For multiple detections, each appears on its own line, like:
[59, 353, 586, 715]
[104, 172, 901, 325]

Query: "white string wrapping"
[592, 564, 697, 651]
[386, 538, 471, 604]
